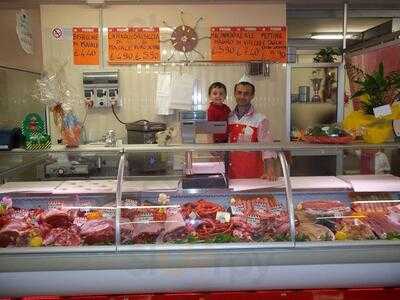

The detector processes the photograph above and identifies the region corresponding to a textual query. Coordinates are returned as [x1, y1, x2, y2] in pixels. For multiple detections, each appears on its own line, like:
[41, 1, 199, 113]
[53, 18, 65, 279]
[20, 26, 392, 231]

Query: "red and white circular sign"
[52, 27, 63, 40]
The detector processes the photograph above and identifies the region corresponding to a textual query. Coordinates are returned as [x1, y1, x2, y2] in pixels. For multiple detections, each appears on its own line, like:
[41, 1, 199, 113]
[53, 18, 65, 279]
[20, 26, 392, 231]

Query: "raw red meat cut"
[352, 201, 398, 214]
[44, 227, 81, 246]
[131, 220, 163, 244]
[80, 219, 115, 245]
[41, 209, 73, 228]
[0, 220, 31, 247]
[120, 218, 135, 244]
[160, 209, 187, 242]
[297, 200, 351, 216]
[364, 213, 400, 238]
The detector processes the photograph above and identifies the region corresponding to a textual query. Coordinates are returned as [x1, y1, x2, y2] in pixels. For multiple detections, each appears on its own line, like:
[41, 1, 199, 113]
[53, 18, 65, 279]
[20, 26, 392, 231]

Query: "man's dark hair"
[208, 82, 227, 96]
[234, 81, 255, 95]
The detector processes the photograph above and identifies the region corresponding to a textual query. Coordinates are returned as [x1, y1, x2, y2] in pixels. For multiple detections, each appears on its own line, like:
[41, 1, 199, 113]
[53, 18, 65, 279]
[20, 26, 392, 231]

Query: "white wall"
[0, 8, 42, 73]
[0, 67, 44, 128]
[41, 3, 286, 143]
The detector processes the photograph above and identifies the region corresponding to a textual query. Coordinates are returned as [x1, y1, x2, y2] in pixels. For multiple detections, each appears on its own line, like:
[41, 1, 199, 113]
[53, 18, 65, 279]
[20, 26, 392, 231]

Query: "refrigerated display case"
[0, 143, 399, 297]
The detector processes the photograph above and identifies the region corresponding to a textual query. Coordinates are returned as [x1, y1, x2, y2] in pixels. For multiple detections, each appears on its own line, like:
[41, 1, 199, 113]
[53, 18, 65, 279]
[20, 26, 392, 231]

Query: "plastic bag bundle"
[61, 111, 81, 147]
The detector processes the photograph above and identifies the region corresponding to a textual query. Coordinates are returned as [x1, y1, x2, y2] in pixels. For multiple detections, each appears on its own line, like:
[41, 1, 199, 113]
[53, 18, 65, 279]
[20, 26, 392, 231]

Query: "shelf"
[4, 141, 399, 155]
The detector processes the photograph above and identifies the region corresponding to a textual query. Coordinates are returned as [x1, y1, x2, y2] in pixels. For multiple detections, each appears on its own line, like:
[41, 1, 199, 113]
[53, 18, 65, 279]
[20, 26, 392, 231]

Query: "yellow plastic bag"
[343, 111, 375, 137]
[362, 118, 393, 144]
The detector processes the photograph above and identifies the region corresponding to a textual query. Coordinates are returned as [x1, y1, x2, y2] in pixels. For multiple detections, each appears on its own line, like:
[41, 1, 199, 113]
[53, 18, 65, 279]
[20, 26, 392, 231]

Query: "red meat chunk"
[41, 209, 73, 228]
[44, 227, 81, 246]
[0, 220, 30, 247]
[80, 219, 115, 245]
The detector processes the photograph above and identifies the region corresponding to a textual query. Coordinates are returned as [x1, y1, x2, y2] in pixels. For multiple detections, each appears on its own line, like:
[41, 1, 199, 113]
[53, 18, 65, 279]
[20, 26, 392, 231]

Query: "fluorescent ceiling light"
[311, 33, 357, 40]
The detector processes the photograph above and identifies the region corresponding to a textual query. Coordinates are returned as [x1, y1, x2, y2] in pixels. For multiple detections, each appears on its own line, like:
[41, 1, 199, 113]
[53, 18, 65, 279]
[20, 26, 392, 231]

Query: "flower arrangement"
[344, 63, 400, 143]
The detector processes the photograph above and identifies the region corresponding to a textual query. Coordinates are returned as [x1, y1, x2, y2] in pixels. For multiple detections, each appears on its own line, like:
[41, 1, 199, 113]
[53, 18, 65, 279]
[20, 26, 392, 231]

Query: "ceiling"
[0, 1, 399, 10]
[287, 0, 400, 10]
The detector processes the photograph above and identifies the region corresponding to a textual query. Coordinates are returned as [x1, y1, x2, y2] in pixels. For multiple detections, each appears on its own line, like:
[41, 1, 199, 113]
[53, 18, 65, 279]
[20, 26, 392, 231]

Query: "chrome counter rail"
[4, 141, 399, 155]
[115, 152, 126, 248]
[278, 152, 296, 245]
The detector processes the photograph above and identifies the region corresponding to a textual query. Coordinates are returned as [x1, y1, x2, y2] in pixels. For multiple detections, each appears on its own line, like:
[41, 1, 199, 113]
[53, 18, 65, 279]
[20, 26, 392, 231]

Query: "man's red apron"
[228, 123, 264, 179]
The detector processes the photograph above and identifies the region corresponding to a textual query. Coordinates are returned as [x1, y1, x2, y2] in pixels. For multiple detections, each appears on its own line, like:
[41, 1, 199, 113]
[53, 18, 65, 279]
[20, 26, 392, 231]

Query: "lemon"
[29, 236, 43, 247]
[335, 231, 348, 241]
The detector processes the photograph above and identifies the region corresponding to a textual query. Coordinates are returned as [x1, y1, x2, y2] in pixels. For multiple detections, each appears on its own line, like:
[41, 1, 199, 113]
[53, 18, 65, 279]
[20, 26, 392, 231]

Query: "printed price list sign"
[211, 26, 287, 62]
[73, 27, 99, 65]
[108, 27, 160, 63]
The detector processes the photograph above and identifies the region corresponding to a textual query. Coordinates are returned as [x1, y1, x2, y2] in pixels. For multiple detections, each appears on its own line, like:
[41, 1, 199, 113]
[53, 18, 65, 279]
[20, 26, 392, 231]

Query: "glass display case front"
[118, 190, 290, 246]
[0, 144, 400, 297]
[293, 190, 400, 242]
[0, 189, 292, 249]
[1, 145, 400, 251]
[0, 192, 117, 248]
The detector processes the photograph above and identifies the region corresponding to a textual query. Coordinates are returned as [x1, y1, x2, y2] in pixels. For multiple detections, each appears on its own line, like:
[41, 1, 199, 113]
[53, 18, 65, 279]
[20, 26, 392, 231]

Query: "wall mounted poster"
[211, 26, 287, 62]
[108, 27, 160, 64]
[16, 9, 33, 54]
[72, 27, 99, 65]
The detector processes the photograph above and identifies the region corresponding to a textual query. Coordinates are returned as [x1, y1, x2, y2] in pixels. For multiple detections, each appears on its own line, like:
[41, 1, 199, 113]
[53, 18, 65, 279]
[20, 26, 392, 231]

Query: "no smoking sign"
[52, 27, 63, 40]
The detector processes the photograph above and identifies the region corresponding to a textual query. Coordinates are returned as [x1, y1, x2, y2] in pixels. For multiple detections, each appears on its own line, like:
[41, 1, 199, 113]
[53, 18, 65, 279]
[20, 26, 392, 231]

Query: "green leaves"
[313, 47, 342, 63]
[351, 63, 400, 115]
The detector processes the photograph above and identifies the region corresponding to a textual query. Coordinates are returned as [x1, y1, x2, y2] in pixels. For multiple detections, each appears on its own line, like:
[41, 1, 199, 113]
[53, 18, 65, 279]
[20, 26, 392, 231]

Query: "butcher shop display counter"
[0, 144, 400, 296]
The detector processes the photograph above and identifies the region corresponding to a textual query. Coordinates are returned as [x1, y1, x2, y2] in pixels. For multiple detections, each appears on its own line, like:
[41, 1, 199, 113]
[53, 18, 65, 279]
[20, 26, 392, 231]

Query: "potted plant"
[313, 47, 342, 63]
[314, 47, 342, 102]
[348, 63, 400, 143]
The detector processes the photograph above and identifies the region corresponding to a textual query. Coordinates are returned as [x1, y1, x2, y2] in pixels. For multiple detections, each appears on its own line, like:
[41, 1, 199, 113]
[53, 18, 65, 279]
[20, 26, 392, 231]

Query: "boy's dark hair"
[234, 81, 255, 96]
[208, 82, 227, 96]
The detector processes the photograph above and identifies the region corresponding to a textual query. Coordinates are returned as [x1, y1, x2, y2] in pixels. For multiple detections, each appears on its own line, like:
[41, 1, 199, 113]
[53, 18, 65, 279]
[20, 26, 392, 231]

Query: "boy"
[207, 82, 231, 143]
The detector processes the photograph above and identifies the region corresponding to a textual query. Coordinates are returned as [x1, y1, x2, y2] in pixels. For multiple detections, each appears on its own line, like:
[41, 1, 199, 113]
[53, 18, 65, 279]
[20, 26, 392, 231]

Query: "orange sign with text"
[73, 27, 99, 65]
[108, 27, 160, 63]
[211, 26, 287, 62]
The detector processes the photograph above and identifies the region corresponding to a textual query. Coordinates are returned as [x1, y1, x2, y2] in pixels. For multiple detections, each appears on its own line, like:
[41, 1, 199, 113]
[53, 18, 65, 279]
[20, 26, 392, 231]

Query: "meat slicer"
[180, 111, 228, 189]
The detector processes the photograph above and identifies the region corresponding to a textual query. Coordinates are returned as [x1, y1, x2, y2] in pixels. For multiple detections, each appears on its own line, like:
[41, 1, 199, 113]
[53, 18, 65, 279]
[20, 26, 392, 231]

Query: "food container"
[126, 120, 167, 174]
[298, 86, 310, 102]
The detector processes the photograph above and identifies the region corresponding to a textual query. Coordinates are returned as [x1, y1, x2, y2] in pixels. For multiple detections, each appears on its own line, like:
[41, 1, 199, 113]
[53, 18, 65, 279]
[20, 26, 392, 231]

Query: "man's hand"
[261, 158, 277, 181]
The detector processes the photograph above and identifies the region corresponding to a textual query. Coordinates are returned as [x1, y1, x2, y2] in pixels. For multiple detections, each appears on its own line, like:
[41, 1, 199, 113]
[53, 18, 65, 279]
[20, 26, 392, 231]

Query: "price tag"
[230, 205, 244, 216]
[246, 215, 261, 228]
[189, 211, 198, 220]
[271, 205, 284, 214]
[108, 27, 160, 63]
[253, 202, 268, 213]
[216, 211, 231, 223]
[124, 198, 138, 207]
[73, 27, 99, 65]
[48, 200, 64, 210]
[102, 207, 116, 219]
[211, 26, 287, 62]
[334, 212, 343, 218]
[373, 104, 392, 118]
[136, 212, 154, 223]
